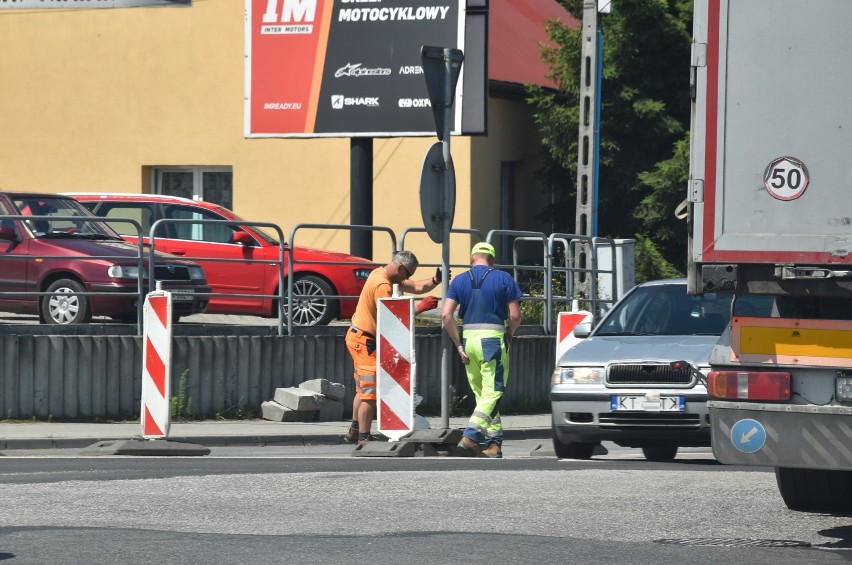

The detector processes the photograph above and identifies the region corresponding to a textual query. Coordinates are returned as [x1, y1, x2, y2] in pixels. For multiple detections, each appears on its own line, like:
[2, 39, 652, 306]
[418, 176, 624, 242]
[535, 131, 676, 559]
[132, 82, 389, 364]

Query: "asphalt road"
[2, 443, 852, 564]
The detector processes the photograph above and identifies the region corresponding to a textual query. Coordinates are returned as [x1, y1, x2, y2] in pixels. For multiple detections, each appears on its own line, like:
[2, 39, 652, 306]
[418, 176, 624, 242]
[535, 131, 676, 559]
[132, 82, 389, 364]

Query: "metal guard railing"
[0, 214, 623, 335]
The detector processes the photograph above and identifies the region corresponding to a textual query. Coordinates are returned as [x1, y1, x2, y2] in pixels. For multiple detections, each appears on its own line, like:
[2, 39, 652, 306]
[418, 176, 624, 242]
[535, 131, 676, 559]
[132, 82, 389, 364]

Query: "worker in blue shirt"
[441, 242, 523, 458]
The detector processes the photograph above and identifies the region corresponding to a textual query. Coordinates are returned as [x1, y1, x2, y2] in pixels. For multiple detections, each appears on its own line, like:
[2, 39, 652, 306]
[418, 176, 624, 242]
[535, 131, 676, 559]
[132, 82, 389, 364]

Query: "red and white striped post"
[376, 296, 415, 441]
[141, 290, 173, 439]
[556, 310, 593, 364]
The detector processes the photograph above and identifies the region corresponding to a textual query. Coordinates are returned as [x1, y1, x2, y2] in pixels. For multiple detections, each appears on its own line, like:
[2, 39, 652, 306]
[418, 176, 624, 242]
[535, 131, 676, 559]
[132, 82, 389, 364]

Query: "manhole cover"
[655, 538, 811, 548]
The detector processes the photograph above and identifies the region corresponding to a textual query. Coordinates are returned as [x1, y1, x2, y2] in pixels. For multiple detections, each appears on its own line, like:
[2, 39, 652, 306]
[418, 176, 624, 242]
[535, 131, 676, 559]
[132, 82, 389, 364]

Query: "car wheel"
[641, 444, 678, 462]
[776, 467, 852, 512]
[41, 278, 92, 324]
[552, 430, 596, 460]
[283, 275, 336, 326]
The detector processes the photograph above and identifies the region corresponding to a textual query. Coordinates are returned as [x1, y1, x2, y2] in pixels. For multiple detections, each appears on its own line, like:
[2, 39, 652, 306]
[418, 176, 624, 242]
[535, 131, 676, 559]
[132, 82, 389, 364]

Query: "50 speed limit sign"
[763, 156, 809, 201]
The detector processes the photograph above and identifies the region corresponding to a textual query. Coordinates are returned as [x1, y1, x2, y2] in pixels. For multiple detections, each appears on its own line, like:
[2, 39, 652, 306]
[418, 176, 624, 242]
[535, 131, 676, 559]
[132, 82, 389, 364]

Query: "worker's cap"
[471, 242, 496, 257]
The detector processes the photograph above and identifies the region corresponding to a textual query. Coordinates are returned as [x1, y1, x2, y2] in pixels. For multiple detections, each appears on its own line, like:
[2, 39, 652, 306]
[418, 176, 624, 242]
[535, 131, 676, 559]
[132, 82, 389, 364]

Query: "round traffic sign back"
[419, 141, 455, 244]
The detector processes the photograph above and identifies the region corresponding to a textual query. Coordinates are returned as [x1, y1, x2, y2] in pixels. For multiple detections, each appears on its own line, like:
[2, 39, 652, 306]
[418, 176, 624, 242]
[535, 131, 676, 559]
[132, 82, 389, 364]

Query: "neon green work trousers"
[461, 329, 508, 445]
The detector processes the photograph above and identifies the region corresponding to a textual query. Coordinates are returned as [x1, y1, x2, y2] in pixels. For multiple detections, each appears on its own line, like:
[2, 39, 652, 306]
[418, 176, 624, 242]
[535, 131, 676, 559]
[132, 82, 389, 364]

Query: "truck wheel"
[41, 278, 92, 324]
[776, 467, 852, 512]
[282, 275, 336, 326]
[552, 430, 596, 460]
[642, 444, 678, 462]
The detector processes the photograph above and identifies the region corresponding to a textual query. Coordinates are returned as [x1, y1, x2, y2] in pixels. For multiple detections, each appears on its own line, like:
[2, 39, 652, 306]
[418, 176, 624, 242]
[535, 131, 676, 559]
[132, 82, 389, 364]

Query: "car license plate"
[611, 395, 684, 412]
[170, 289, 195, 302]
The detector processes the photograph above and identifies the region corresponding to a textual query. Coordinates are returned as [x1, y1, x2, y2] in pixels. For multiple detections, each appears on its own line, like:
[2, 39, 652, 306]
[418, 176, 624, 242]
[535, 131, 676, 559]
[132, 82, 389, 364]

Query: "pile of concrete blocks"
[261, 378, 346, 423]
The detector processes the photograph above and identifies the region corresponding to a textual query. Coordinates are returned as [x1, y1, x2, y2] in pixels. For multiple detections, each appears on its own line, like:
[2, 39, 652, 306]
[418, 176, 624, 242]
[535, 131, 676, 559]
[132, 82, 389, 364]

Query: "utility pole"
[573, 0, 610, 303]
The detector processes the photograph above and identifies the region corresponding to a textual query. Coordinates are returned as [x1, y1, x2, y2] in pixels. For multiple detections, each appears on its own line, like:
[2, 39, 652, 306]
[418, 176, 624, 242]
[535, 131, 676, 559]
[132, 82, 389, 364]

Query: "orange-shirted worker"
[344, 250, 441, 445]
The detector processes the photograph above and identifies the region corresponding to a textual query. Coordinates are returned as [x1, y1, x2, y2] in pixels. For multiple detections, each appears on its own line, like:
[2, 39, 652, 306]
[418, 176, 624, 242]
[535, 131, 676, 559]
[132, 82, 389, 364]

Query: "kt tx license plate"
[611, 395, 684, 412]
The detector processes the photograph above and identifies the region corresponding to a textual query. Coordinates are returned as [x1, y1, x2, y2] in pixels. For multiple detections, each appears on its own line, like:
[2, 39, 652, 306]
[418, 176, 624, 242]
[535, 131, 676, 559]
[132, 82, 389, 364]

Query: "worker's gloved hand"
[432, 268, 451, 284]
[416, 295, 439, 313]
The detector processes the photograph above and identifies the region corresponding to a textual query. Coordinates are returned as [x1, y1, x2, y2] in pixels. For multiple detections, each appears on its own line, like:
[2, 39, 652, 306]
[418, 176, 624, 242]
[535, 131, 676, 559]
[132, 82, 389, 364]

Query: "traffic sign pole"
[439, 49, 453, 429]
[440, 216, 451, 429]
[422, 45, 463, 429]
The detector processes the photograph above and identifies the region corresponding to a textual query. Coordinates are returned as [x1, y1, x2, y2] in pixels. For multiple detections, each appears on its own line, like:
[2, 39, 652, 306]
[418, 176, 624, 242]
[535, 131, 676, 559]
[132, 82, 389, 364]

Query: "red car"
[0, 192, 210, 324]
[70, 193, 373, 326]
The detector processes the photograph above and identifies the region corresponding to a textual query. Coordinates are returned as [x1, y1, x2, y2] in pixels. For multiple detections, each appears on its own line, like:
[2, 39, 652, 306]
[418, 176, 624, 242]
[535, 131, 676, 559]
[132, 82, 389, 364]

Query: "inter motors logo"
[260, 0, 316, 34]
[335, 63, 392, 78]
[262, 0, 315, 23]
[331, 95, 380, 109]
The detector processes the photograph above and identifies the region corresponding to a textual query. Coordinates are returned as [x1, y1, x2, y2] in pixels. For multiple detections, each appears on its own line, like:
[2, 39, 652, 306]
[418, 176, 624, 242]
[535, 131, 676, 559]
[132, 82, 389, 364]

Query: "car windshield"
[13, 196, 122, 240]
[594, 283, 733, 336]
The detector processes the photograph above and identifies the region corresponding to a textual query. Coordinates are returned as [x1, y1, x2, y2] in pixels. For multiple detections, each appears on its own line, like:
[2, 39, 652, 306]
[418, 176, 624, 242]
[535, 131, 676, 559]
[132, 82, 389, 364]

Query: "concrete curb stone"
[0, 414, 552, 451]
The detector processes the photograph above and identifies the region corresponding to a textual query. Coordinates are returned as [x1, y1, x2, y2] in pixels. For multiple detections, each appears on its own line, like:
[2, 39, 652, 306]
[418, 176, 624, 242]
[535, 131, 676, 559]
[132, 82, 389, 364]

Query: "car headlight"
[551, 367, 604, 385]
[354, 269, 372, 280]
[108, 265, 141, 279]
[188, 266, 206, 281]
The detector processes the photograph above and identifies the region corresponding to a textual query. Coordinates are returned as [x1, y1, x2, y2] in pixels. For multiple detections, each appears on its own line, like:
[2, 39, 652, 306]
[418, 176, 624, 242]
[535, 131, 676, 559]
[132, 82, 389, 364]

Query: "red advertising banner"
[245, 0, 464, 138]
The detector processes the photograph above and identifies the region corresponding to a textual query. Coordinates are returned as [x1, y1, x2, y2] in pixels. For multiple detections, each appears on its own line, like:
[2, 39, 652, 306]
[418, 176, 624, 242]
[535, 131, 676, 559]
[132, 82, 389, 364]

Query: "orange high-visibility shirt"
[349, 267, 392, 336]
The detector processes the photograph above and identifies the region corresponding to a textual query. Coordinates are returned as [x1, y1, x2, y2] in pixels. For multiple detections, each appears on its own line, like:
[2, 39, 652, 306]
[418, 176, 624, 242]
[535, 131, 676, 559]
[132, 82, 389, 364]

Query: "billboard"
[245, 0, 466, 138]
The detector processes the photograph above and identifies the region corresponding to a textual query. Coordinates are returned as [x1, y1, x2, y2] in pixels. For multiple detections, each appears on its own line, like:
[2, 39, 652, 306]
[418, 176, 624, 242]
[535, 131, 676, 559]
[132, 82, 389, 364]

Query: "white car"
[550, 279, 735, 461]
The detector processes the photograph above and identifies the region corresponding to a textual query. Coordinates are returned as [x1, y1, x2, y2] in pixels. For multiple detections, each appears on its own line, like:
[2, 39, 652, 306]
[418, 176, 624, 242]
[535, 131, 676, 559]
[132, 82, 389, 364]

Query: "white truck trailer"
[688, 0, 852, 511]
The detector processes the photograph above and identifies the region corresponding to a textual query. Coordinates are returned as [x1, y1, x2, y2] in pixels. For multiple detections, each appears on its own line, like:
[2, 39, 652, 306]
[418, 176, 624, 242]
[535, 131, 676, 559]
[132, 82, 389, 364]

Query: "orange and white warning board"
[141, 291, 172, 439]
[556, 310, 593, 364]
[376, 297, 415, 441]
[731, 316, 852, 366]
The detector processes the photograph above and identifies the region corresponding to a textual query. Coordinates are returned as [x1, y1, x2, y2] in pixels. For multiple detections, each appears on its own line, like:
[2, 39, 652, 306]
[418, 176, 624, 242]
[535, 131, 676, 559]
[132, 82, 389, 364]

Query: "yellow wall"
[0, 1, 546, 271]
[472, 97, 550, 235]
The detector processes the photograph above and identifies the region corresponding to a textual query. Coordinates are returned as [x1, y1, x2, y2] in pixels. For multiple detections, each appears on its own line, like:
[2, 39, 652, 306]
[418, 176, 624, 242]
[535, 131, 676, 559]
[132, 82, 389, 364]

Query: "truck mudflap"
[710, 400, 852, 470]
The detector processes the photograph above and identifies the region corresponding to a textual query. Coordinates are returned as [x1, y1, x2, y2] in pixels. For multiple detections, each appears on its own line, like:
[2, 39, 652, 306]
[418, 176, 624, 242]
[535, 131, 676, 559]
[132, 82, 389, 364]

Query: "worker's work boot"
[457, 436, 484, 457]
[343, 427, 359, 444]
[482, 443, 503, 459]
[356, 434, 380, 447]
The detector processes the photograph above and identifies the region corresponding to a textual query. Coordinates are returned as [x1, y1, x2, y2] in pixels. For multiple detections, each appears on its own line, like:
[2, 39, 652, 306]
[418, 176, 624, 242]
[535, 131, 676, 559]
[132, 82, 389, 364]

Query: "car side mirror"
[573, 322, 592, 338]
[0, 226, 18, 242]
[232, 231, 253, 246]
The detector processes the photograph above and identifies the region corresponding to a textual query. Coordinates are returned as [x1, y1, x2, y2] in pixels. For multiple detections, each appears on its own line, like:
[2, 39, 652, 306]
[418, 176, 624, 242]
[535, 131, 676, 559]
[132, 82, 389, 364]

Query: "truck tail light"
[707, 370, 791, 401]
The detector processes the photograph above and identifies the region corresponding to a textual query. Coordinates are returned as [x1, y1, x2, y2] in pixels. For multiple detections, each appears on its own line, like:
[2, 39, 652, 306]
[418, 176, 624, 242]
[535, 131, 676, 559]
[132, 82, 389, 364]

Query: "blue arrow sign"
[730, 418, 766, 454]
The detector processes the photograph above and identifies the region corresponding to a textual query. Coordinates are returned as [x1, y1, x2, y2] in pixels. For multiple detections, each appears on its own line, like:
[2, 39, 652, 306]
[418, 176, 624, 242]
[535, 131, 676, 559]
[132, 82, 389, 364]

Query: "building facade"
[0, 0, 575, 266]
